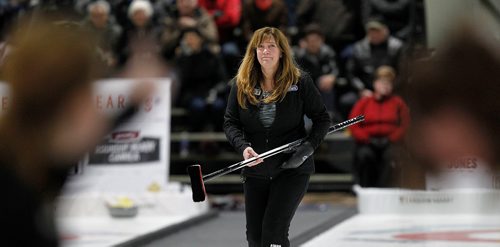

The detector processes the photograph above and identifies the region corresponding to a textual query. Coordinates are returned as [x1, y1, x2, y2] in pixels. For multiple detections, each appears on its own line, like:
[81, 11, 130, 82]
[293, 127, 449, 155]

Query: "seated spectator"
[242, 0, 288, 42]
[348, 66, 410, 187]
[198, 0, 241, 44]
[361, 0, 413, 41]
[161, 0, 218, 60]
[175, 28, 227, 132]
[347, 19, 404, 96]
[81, 0, 122, 70]
[339, 18, 404, 118]
[116, 0, 162, 66]
[198, 0, 242, 75]
[295, 24, 340, 120]
[296, 0, 362, 53]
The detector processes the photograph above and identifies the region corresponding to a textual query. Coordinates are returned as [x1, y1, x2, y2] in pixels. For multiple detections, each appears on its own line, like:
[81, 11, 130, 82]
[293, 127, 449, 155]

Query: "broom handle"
[202, 115, 364, 182]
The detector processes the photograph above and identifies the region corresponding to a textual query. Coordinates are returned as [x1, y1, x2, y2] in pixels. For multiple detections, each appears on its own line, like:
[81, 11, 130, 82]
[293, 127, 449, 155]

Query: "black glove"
[281, 141, 314, 169]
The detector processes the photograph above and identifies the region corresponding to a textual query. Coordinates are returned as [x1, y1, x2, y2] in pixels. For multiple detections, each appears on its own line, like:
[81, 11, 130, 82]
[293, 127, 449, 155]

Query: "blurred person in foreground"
[0, 17, 154, 246]
[349, 65, 410, 188]
[407, 23, 500, 180]
[224, 27, 331, 247]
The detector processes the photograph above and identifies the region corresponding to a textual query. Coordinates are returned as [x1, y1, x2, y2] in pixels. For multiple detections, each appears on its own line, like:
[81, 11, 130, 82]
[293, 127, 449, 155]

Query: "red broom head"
[187, 164, 206, 202]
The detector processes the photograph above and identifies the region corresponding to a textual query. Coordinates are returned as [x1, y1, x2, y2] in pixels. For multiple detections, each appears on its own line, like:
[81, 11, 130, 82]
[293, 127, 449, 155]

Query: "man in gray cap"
[347, 18, 404, 98]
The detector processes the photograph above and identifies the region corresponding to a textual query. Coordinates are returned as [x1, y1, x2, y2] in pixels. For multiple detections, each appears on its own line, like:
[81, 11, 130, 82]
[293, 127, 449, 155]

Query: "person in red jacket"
[348, 65, 410, 187]
[198, 0, 242, 75]
[198, 0, 241, 43]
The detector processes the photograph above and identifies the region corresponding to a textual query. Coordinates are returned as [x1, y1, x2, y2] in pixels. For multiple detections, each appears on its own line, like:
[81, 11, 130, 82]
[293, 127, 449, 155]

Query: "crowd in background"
[0, 0, 425, 121]
[0, 0, 426, 187]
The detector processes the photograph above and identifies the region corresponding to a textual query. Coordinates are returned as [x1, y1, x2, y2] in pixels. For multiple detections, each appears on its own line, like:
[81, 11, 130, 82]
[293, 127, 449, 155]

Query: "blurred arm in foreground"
[403, 21, 500, 189]
[0, 15, 159, 246]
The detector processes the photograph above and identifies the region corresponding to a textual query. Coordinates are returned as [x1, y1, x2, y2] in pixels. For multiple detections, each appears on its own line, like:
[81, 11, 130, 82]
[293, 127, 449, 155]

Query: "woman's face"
[256, 37, 282, 71]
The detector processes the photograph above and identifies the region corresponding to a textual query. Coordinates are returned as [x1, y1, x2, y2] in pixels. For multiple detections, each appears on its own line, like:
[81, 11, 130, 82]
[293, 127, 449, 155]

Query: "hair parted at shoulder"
[235, 27, 301, 109]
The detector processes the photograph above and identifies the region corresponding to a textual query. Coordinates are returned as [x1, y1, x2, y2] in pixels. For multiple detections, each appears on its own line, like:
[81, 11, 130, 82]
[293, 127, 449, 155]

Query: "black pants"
[354, 143, 392, 187]
[243, 170, 310, 247]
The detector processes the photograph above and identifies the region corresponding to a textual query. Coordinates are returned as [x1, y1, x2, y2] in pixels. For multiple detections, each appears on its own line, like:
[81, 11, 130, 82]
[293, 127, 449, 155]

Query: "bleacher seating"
[169, 108, 355, 194]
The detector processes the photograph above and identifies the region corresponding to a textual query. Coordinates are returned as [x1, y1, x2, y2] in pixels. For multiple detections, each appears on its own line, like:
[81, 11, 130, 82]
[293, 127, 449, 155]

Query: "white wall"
[425, 0, 500, 48]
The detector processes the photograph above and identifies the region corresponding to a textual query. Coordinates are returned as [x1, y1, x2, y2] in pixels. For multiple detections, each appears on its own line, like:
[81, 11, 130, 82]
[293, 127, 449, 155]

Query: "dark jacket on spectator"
[82, 18, 122, 70]
[81, 18, 122, 53]
[347, 36, 403, 91]
[175, 47, 227, 106]
[295, 45, 339, 84]
[349, 95, 409, 143]
[223, 73, 331, 179]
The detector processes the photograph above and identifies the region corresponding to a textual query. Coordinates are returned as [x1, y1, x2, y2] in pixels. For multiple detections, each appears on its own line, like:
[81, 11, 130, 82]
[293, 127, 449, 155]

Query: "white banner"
[0, 79, 171, 194]
[81, 78, 171, 193]
[426, 156, 500, 190]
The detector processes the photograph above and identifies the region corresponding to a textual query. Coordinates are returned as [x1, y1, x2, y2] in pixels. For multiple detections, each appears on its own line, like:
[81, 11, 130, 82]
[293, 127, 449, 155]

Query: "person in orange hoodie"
[349, 65, 409, 187]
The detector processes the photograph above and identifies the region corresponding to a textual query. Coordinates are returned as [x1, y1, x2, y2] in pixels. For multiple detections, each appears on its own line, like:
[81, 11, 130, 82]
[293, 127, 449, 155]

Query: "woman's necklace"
[261, 81, 274, 93]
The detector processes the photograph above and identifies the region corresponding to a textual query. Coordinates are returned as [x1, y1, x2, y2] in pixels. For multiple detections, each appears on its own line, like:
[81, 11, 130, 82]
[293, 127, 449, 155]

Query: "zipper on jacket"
[265, 130, 272, 180]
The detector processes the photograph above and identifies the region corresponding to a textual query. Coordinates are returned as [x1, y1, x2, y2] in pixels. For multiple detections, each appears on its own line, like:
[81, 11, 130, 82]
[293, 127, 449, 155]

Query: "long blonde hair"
[235, 27, 301, 109]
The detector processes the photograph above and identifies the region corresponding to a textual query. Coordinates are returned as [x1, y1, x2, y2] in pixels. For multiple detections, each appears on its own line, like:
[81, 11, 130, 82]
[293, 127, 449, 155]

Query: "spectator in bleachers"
[361, 0, 412, 41]
[296, 0, 362, 53]
[348, 66, 409, 188]
[112, 0, 161, 29]
[199, 0, 241, 74]
[198, 0, 242, 75]
[116, 0, 161, 66]
[175, 28, 227, 132]
[295, 24, 340, 120]
[241, 0, 288, 42]
[81, 0, 122, 69]
[198, 0, 241, 44]
[346, 18, 403, 97]
[160, 0, 219, 60]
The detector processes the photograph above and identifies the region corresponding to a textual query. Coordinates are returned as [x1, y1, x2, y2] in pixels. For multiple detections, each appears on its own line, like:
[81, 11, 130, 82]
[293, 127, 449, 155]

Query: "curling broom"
[187, 115, 365, 202]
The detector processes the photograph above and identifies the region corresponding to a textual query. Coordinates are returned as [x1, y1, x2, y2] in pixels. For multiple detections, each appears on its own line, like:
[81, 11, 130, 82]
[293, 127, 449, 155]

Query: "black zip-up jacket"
[223, 73, 331, 179]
